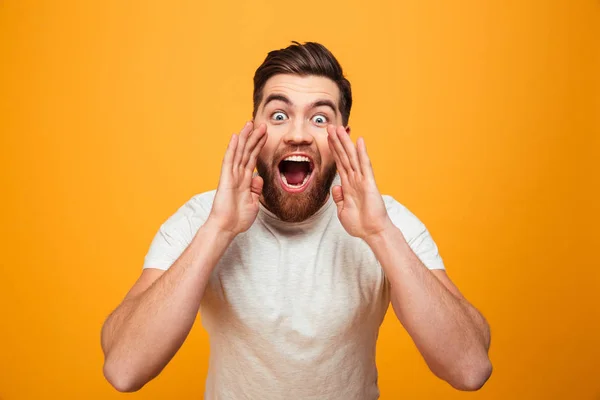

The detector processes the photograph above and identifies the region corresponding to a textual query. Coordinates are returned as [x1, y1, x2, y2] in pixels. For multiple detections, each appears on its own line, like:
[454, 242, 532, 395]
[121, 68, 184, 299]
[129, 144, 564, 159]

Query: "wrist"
[202, 216, 238, 242]
[363, 218, 402, 248]
[364, 221, 415, 278]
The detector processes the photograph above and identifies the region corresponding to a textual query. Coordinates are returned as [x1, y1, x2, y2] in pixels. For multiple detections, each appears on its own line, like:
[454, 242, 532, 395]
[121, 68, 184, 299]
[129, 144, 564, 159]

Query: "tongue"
[283, 162, 308, 185]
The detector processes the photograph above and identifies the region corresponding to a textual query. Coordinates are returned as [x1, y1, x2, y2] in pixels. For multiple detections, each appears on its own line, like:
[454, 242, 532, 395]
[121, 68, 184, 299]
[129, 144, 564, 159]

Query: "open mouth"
[277, 154, 315, 193]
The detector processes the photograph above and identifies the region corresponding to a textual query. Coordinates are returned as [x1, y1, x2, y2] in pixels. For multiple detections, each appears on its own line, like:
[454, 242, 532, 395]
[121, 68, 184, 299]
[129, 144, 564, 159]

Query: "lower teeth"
[282, 173, 311, 188]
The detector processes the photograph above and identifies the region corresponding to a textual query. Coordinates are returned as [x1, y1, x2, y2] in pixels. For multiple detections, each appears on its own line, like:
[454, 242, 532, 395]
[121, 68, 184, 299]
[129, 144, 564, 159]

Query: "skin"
[327, 124, 492, 390]
[100, 74, 491, 393]
[100, 122, 267, 392]
[254, 75, 342, 222]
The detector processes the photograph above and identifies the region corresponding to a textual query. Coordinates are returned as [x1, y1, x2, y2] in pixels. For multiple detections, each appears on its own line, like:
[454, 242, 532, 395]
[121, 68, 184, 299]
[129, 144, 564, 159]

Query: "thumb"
[332, 185, 344, 206]
[251, 175, 264, 201]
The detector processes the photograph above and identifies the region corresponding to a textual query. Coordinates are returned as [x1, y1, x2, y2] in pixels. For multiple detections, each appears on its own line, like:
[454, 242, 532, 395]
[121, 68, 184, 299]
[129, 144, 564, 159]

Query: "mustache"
[271, 146, 321, 167]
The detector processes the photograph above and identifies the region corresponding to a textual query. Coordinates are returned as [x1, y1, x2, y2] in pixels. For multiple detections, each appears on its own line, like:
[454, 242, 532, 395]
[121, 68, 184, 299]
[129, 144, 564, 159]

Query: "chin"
[257, 155, 337, 223]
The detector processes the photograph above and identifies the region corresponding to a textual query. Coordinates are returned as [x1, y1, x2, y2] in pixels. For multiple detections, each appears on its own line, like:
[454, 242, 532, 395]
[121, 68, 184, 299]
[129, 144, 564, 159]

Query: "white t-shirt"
[143, 177, 445, 399]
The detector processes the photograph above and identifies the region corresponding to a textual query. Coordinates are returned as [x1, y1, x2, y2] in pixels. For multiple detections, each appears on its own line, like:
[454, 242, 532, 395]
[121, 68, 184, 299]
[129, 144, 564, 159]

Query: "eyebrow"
[262, 94, 339, 116]
[263, 94, 292, 109]
[310, 99, 338, 116]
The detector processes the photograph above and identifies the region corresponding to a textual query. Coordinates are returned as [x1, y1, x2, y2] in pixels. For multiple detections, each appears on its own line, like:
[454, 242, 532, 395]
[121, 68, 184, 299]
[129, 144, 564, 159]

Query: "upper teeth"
[284, 155, 310, 162]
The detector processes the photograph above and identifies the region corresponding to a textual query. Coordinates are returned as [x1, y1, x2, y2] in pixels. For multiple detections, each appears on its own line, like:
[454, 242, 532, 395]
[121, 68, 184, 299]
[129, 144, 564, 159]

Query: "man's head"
[253, 42, 352, 222]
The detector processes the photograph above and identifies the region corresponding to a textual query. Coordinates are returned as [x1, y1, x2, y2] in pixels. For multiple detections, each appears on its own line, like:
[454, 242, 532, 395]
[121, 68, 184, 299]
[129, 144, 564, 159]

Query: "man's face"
[254, 74, 347, 222]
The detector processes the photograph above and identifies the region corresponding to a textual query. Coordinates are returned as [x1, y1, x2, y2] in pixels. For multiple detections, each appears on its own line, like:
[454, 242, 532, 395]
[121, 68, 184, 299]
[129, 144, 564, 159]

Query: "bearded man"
[101, 41, 492, 399]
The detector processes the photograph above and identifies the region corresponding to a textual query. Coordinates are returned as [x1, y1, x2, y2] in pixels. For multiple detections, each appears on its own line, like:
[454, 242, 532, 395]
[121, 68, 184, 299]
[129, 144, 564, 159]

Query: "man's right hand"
[101, 124, 267, 391]
[207, 121, 268, 236]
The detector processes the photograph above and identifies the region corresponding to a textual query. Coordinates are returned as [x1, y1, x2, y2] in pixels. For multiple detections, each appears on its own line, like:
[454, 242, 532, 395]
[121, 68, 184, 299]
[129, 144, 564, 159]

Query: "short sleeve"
[383, 195, 445, 270]
[142, 191, 216, 271]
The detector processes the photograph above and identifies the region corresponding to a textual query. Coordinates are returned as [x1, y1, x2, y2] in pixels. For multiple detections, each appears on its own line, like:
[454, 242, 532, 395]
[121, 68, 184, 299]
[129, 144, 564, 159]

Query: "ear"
[345, 126, 351, 135]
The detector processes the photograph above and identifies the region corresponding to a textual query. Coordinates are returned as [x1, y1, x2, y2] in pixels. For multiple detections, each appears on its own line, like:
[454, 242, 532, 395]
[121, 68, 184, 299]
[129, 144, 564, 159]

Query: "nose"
[282, 119, 314, 146]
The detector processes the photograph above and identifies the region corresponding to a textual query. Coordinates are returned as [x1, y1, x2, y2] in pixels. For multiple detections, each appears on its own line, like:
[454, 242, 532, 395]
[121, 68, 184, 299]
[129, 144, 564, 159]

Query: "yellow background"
[1, 1, 598, 399]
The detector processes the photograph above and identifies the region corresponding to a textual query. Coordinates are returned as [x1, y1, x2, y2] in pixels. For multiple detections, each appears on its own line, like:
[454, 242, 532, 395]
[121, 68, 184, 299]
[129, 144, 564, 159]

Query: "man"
[101, 42, 492, 399]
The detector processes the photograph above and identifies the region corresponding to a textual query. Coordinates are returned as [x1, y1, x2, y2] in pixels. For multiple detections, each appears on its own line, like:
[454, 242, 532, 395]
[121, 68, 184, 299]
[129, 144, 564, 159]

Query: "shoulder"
[160, 189, 216, 232]
[187, 190, 217, 214]
[143, 190, 218, 271]
[382, 195, 445, 270]
[382, 195, 425, 227]
[382, 195, 428, 244]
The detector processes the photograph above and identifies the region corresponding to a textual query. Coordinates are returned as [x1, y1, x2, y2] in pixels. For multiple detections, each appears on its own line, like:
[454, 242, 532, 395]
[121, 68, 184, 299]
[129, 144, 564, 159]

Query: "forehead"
[260, 74, 340, 107]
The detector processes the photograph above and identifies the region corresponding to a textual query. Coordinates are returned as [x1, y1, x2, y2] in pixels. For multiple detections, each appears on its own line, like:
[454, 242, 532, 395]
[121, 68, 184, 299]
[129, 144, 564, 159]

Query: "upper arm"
[142, 192, 213, 272]
[102, 268, 166, 355]
[430, 269, 465, 300]
[384, 195, 446, 271]
[390, 269, 466, 316]
[431, 269, 491, 348]
[382, 197, 469, 302]
[123, 268, 165, 302]
[121, 193, 212, 303]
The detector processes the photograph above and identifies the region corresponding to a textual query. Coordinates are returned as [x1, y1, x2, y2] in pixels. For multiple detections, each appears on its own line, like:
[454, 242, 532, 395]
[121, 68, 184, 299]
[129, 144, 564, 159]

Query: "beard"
[256, 149, 337, 223]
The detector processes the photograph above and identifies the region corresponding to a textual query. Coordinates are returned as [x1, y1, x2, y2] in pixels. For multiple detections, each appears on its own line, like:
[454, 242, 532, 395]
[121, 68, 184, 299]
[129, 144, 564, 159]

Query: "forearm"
[462, 298, 491, 350]
[366, 226, 491, 390]
[101, 219, 234, 391]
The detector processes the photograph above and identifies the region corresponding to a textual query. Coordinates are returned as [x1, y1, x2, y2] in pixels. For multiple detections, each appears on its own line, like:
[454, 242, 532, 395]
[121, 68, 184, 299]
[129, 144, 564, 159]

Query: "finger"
[337, 126, 361, 175]
[232, 121, 253, 168]
[243, 133, 268, 186]
[327, 127, 346, 178]
[327, 126, 350, 184]
[222, 134, 238, 173]
[251, 175, 264, 199]
[246, 128, 268, 171]
[332, 185, 344, 206]
[327, 125, 352, 175]
[241, 123, 267, 168]
[357, 137, 375, 180]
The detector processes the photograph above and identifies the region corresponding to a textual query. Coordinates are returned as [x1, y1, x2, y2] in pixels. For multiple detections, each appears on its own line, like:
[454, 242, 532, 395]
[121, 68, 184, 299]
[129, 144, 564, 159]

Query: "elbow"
[451, 357, 493, 391]
[103, 356, 146, 393]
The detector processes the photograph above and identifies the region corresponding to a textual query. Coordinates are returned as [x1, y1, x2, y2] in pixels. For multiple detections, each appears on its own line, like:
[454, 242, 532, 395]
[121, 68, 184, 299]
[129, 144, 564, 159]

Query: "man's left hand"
[327, 125, 393, 241]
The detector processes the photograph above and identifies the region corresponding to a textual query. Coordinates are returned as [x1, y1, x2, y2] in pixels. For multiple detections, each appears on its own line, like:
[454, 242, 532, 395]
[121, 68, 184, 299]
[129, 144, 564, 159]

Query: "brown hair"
[252, 41, 352, 126]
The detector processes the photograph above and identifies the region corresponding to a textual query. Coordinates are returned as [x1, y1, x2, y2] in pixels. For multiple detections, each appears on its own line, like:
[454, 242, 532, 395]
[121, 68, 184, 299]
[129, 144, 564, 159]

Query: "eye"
[271, 111, 288, 122]
[311, 114, 328, 125]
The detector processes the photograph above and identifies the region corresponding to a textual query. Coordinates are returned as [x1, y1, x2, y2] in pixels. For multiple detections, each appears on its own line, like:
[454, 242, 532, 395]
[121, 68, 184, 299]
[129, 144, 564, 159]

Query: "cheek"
[257, 126, 281, 163]
[315, 137, 334, 166]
